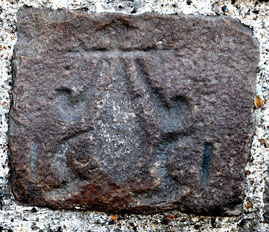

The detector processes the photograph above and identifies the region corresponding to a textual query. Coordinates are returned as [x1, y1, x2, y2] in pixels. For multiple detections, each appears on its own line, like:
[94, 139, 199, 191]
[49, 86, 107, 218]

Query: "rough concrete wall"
[0, 0, 268, 231]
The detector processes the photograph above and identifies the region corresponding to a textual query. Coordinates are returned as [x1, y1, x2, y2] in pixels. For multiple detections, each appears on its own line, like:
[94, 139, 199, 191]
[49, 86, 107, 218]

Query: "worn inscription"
[9, 8, 259, 215]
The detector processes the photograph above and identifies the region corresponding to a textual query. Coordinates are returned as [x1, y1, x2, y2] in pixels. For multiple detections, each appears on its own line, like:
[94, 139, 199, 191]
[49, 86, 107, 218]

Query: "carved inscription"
[9, 8, 259, 215]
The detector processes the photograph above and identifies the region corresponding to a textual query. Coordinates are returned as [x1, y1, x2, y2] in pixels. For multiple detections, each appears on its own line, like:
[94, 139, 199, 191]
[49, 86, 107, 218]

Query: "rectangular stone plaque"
[9, 8, 259, 215]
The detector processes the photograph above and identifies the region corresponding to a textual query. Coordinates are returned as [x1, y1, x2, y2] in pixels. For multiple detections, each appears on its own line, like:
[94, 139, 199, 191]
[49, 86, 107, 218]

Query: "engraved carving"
[45, 54, 192, 199]
[9, 8, 259, 215]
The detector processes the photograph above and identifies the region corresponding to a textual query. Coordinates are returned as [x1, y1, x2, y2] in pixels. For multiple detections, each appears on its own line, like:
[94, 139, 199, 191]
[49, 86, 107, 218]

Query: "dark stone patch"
[264, 172, 269, 222]
[9, 8, 259, 215]
[200, 143, 212, 186]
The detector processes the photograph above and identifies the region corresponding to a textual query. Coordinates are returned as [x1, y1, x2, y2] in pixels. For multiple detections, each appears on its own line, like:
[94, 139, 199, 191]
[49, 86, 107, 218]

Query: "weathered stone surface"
[9, 7, 259, 215]
[264, 169, 269, 222]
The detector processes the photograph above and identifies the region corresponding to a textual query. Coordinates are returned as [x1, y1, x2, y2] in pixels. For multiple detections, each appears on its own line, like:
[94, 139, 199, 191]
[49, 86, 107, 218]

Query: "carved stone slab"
[10, 8, 259, 215]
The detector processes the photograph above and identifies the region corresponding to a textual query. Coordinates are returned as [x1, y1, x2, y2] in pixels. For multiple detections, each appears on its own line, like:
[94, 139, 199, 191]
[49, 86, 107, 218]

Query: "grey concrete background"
[0, 0, 268, 231]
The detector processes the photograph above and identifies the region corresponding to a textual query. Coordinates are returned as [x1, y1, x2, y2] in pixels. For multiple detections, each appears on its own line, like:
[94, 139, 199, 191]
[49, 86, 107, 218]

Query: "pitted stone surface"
[9, 7, 259, 215]
[264, 170, 269, 222]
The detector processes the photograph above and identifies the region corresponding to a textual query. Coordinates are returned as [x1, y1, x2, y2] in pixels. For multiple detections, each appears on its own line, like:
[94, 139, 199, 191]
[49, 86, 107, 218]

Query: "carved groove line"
[201, 142, 212, 186]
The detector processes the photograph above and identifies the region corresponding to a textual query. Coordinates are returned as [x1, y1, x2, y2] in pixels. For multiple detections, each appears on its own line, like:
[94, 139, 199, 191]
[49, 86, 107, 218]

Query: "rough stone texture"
[0, 0, 268, 231]
[9, 7, 259, 216]
[264, 165, 269, 223]
[264, 173, 269, 223]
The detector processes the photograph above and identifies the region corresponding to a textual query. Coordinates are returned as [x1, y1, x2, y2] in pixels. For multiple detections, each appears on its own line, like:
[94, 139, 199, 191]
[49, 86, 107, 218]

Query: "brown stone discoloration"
[9, 8, 259, 215]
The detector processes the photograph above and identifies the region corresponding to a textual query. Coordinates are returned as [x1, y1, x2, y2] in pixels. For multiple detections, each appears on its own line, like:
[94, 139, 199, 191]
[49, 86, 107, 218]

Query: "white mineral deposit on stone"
[0, 0, 268, 231]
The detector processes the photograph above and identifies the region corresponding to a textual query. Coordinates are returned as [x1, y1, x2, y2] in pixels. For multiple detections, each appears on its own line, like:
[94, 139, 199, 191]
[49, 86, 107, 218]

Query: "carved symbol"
[48, 51, 193, 195]
[12, 9, 258, 214]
